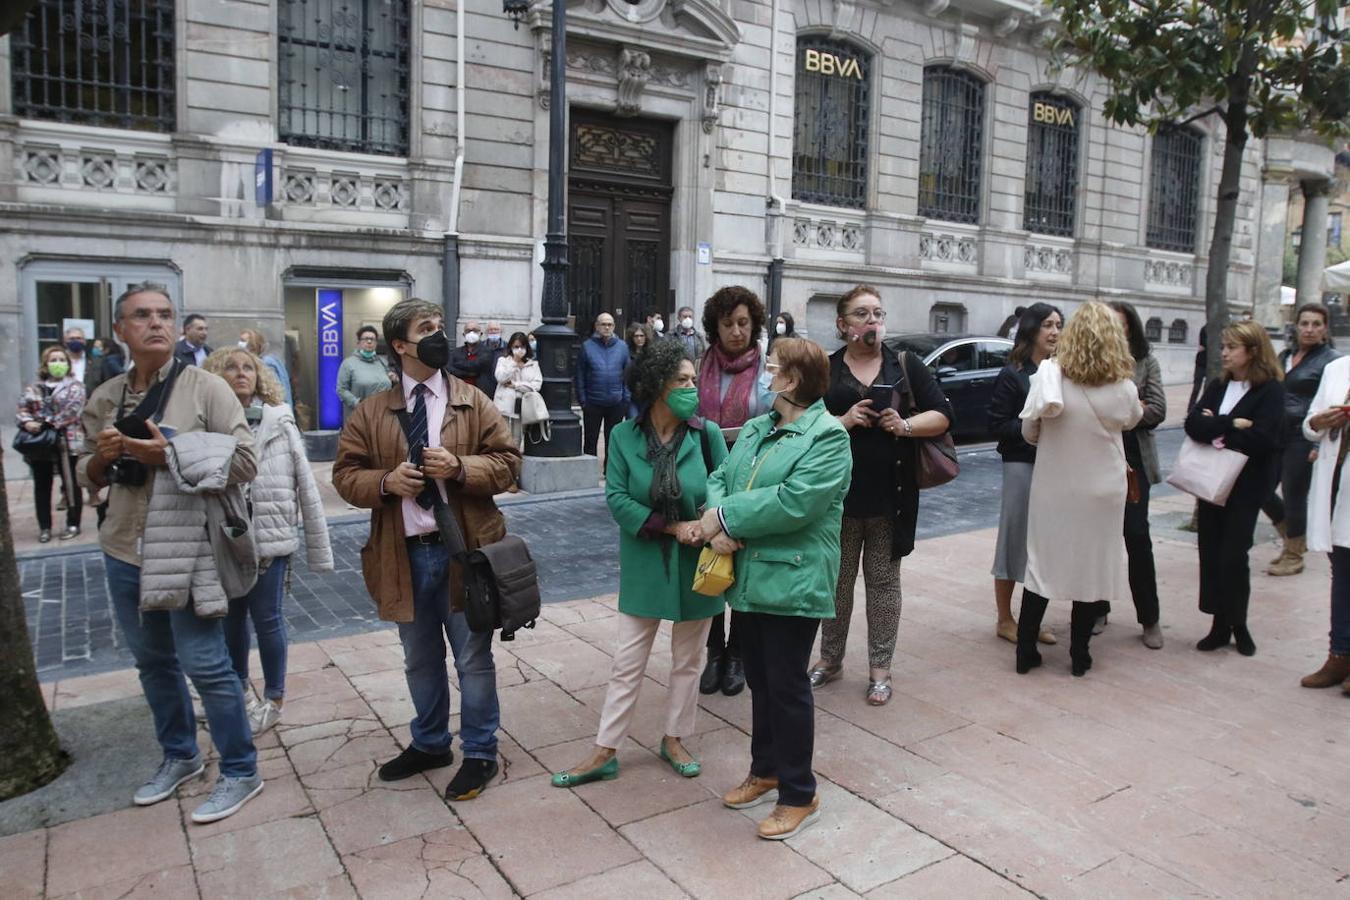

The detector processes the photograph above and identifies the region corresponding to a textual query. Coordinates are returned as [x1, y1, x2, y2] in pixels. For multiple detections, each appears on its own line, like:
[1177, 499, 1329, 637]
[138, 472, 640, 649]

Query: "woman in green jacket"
[552, 339, 729, 788]
[699, 337, 853, 840]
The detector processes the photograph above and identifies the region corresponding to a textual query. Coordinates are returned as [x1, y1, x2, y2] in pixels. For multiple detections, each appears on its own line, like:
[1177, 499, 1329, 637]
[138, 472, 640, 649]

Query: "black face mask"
[409, 330, 451, 370]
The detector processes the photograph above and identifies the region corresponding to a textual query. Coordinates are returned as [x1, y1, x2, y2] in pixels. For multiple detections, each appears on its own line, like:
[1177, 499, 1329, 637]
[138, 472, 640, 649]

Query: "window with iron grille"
[278, 0, 410, 157]
[1145, 316, 1164, 343]
[1146, 125, 1203, 253]
[9, 0, 176, 132]
[1168, 318, 1188, 344]
[792, 36, 871, 209]
[918, 66, 985, 224]
[1023, 93, 1080, 237]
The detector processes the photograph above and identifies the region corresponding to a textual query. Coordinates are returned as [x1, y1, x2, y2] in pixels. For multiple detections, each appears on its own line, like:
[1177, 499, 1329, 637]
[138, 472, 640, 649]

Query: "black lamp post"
[508, 0, 582, 457]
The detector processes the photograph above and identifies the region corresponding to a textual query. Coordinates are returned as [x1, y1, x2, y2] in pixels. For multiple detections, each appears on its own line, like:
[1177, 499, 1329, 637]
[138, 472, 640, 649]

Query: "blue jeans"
[1329, 547, 1350, 655]
[399, 541, 499, 760]
[224, 556, 290, 701]
[105, 555, 257, 778]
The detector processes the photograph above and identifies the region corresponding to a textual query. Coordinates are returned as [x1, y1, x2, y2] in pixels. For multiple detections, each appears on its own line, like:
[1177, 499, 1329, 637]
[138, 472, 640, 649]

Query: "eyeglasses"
[845, 308, 887, 323]
[125, 308, 176, 324]
[765, 362, 781, 372]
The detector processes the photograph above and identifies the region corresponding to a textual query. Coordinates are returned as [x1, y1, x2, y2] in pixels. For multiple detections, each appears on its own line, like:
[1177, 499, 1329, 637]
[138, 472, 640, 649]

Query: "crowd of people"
[20, 279, 1344, 840]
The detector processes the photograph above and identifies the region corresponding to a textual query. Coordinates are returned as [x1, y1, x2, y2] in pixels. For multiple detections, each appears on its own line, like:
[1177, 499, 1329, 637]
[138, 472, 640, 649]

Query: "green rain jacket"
[705, 400, 852, 618]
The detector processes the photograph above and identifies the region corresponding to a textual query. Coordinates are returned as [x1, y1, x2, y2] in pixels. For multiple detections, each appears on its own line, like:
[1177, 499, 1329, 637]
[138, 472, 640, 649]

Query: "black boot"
[700, 651, 724, 695]
[721, 656, 746, 696]
[1195, 615, 1231, 651]
[1015, 591, 1048, 674]
[1069, 602, 1099, 677]
[1231, 624, 1256, 657]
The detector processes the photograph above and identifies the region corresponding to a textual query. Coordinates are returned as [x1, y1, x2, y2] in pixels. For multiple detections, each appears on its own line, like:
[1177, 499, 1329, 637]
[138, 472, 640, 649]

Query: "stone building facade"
[0, 0, 1336, 422]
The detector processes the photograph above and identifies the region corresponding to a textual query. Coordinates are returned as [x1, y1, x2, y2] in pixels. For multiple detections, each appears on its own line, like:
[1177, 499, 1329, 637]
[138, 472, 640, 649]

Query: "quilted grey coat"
[140, 431, 256, 617]
[252, 403, 333, 570]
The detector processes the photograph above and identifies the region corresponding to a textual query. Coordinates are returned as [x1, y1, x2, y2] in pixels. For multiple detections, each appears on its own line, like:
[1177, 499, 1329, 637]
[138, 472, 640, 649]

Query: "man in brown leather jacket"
[333, 298, 521, 801]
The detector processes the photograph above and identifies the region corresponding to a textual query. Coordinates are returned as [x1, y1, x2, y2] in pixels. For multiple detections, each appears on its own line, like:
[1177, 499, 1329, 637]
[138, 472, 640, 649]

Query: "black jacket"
[987, 362, 1036, 464]
[1184, 378, 1285, 507]
[448, 345, 497, 398]
[1279, 344, 1339, 438]
[173, 338, 211, 368]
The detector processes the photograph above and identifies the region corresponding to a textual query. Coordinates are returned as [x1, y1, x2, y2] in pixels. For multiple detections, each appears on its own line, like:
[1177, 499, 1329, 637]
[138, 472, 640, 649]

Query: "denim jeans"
[398, 541, 500, 760]
[105, 555, 257, 777]
[1329, 547, 1350, 656]
[224, 556, 291, 701]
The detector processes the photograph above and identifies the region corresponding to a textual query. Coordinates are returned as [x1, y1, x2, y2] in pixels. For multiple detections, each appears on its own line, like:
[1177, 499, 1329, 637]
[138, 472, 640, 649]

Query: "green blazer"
[706, 400, 853, 618]
[605, 417, 730, 620]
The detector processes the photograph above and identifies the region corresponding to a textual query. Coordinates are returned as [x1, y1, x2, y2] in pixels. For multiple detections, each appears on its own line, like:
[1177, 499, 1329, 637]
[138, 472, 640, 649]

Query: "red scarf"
[698, 343, 761, 428]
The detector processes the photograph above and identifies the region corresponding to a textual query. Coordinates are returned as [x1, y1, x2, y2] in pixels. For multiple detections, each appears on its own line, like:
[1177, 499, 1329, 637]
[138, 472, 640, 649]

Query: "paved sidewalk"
[3, 489, 1346, 899]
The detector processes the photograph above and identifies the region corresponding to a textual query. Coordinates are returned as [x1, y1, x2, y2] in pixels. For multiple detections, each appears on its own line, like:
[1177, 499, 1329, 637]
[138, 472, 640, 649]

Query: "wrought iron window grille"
[791, 36, 871, 210]
[918, 66, 985, 225]
[1146, 124, 1203, 254]
[278, 0, 411, 157]
[1145, 317, 1164, 343]
[10, 0, 176, 132]
[1168, 319, 1188, 344]
[1023, 93, 1079, 238]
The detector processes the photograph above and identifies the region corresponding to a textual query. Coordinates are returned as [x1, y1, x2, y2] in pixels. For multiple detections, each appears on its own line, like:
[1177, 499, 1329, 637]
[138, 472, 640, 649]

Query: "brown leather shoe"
[1343, 675, 1350, 696]
[722, 774, 778, 809]
[1301, 653, 1350, 688]
[757, 796, 820, 840]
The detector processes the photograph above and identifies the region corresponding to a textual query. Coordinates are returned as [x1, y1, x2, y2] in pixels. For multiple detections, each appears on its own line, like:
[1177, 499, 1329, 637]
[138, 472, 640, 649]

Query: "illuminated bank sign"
[317, 289, 343, 429]
[1032, 99, 1076, 128]
[802, 48, 864, 79]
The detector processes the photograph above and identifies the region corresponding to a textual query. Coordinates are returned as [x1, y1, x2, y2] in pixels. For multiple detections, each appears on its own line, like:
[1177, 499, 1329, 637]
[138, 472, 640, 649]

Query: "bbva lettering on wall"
[1032, 100, 1076, 128]
[802, 48, 864, 80]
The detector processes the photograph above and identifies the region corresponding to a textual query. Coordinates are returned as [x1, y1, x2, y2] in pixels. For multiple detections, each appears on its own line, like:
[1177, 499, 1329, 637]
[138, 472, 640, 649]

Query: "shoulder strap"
[392, 406, 471, 557]
[896, 351, 918, 416]
[698, 423, 714, 474]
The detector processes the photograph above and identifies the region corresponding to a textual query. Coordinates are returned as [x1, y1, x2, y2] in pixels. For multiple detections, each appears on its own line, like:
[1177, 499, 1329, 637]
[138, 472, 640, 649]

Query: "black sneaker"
[378, 746, 454, 782]
[445, 758, 499, 801]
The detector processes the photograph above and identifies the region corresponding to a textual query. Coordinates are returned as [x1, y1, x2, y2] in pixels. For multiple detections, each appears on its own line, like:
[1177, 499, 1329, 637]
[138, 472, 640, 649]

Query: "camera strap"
[118, 359, 185, 423]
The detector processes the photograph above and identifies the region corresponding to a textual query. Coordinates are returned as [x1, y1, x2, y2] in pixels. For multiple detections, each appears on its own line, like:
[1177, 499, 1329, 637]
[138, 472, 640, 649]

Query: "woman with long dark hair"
[987, 303, 1061, 644]
[17, 345, 86, 542]
[767, 311, 797, 354]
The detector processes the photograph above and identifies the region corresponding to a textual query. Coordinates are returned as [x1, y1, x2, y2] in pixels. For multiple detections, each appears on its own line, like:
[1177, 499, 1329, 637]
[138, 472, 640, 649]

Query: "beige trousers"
[596, 613, 713, 750]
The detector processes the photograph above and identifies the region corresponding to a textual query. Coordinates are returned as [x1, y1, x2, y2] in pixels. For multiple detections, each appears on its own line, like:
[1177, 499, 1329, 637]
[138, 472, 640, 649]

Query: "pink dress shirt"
[401, 370, 449, 537]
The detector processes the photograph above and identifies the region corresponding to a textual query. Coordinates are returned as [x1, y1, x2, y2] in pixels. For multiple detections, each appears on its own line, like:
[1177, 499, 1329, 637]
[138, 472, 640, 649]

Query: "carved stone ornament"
[994, 13, 1020, 37]
[702, 63, 724, 134]
[924, 0, 950, 17]
[616, 47, 653, 117]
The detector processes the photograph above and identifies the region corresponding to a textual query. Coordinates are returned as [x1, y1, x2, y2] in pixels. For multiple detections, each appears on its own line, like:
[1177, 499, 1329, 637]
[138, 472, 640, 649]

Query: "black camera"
[106, 456, 148, 487]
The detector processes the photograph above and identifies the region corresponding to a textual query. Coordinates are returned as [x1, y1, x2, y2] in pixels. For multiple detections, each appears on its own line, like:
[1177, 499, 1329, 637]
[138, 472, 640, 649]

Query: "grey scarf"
[643, 420, 688, 572]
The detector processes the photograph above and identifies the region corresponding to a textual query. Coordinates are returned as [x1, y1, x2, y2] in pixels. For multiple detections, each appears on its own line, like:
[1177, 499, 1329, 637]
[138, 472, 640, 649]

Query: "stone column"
[1251, 167, 1292, 327]
[1296, 179, 1332, 306]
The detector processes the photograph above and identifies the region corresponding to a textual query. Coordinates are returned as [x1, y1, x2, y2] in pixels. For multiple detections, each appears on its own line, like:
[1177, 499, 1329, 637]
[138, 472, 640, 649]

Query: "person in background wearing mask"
[481, 321, 507, 395]
[449, 320, 497, 398]
[493, 332, 543, 449]
[766, 312, 797, 355]
[575, 313, 631, 470]
[646, 310, 667, 338]
[338, 325, 393, 413]
[810, 286, 952, 705]
[528, 333, 538, 357]
[238, 329, 293, 406]
[673, 306, 706, 362]
[18, 345, 86, 542]
[62, 327, 97, 394]
[91, 336, 126, 382]
[624, 323, 655, 418]
[174, 314, 211, 367]
[551, 339, 728, 788]
[333, 298, 521, 801]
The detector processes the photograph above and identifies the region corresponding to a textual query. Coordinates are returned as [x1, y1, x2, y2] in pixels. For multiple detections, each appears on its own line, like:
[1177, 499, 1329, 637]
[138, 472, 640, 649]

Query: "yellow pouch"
[692, 545, 734, 596]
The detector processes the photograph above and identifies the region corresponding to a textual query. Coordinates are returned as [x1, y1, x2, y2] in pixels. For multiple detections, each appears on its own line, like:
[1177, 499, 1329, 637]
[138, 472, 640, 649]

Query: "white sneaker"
[191, 774, 264, 824]
[249, 699, 282, 735]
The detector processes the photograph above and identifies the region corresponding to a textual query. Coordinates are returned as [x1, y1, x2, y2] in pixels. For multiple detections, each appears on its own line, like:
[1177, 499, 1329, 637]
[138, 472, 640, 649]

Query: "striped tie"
[409, 384, 439, 510]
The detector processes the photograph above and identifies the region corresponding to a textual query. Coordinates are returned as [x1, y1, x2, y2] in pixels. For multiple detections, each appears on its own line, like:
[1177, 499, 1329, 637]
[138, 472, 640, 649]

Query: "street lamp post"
[507, 0, 582, 457]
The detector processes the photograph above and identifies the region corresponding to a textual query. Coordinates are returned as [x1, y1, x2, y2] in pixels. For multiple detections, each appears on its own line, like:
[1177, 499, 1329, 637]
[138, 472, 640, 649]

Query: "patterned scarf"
[644, 419, 688, 572]
[697, 342, 760, 428]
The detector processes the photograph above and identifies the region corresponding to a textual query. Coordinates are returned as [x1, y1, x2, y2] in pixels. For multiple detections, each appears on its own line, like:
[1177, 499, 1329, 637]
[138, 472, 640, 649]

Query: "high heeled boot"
[1015, 591, 1048, 674]
[1069, 601, 1100, 677]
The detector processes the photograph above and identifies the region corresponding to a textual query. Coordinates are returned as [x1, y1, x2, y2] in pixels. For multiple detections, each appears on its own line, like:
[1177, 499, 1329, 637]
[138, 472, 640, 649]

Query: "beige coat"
[1020, 360, 1142, 604]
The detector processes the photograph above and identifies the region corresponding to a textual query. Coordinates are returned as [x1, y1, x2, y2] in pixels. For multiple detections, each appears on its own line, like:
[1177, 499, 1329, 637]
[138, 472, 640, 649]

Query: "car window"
[933, 342, 978, 373]
[979, 341, 1011, 370]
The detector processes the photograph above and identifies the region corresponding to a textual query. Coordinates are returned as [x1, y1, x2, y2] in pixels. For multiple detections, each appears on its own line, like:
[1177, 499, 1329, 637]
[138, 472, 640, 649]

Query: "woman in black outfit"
[987, 303, 1061, 645]
[1263, 302, 1339, 577]
[1185, 321, 1286, 657]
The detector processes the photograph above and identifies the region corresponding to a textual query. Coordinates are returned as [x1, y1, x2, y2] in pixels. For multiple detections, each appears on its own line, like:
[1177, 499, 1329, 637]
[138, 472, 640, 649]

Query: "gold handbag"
[690, 444, 777, 597]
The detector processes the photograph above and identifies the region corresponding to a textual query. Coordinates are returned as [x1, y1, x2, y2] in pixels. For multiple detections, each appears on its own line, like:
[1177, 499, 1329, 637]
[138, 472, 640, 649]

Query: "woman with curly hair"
[202, 347, 334, 732]
[697, 285, 772, 696]
[1016, 302, 1143, 677]
[551, 338, 728, 787]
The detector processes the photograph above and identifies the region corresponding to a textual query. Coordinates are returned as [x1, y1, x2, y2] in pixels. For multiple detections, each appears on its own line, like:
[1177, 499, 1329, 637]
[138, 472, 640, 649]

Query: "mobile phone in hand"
[114, 413, 152, 440]
[868, 384, 895, 411]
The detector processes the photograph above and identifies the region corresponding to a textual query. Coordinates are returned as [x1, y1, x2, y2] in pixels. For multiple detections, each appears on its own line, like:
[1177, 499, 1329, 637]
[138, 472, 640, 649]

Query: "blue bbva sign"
[317, 289, 343, 429]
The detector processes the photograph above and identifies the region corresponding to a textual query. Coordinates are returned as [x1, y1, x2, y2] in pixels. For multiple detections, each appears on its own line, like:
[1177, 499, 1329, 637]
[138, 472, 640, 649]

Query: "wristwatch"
[901, 417, 913, 436]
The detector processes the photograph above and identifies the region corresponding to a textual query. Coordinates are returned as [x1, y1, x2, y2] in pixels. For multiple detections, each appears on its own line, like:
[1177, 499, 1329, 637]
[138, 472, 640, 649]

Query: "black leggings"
[30, 455, 82, 531]
[1261, 438, 1314, 539]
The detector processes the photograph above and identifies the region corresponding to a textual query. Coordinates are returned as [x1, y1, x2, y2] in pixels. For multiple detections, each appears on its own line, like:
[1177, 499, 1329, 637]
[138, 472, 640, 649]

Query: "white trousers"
[596, 613, 713, 750]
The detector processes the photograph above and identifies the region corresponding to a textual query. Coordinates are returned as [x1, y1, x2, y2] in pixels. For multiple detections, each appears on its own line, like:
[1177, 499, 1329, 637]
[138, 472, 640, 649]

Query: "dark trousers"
[1329, 547, 1350, 656]
[706, 610, 742, 658]
[738, 611, 819, 807]
[1123, 477, 1160, 626]
[582, 403, 626, 462]
[1197, 497, 1262, 628]
[1261, 438, 1314, 538]
[30, 455, 81, 530]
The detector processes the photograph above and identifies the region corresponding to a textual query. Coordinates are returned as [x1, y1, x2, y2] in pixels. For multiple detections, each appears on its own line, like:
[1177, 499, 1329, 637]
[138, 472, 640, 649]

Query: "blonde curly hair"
[1056, 301, 1136, 387]
[202, 347, 285, 406]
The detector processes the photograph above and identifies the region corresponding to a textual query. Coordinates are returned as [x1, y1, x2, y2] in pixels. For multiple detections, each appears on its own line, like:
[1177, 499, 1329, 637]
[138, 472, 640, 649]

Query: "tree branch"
[1178, 105, 1222, 127]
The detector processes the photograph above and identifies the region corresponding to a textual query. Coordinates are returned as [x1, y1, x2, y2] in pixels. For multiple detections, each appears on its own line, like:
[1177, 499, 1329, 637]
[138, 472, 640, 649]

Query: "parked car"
[882, 333, 1013, 440]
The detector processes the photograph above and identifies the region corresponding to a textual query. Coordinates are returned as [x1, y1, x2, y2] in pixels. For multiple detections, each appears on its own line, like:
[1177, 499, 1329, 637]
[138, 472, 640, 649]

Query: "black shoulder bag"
[395, 409, 541, 640]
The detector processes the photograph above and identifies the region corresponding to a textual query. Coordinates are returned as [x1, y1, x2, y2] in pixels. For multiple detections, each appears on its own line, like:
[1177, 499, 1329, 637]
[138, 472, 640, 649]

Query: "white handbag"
[519, 390, 551, 443]
[1166, 437, 1248, 506]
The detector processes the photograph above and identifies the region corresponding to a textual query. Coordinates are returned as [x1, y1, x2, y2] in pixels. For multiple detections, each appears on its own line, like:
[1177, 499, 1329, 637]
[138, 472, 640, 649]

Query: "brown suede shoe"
[722, 774, 778, 809]
[1301, 653, 1350, 688]
[757, 796, 820, 840]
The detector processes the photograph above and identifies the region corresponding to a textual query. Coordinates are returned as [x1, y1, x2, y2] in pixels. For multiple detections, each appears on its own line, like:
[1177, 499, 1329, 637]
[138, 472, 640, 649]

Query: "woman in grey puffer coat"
[204, 347, 333, 734]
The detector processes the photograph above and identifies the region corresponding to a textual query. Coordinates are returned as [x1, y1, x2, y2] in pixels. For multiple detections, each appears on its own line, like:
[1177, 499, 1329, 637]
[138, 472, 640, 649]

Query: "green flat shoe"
[659, 743, 701, 778]
[550, 755, 618, 788]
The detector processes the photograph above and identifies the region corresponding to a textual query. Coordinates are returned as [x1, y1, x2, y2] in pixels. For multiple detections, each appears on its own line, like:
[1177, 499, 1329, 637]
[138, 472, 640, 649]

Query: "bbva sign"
[1032, 101, 1076, 128]
[803, 48, 864, 80]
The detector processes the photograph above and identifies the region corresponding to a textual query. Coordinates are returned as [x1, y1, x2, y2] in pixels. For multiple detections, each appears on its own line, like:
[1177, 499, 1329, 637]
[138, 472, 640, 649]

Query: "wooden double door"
[568, 110, 673, 334]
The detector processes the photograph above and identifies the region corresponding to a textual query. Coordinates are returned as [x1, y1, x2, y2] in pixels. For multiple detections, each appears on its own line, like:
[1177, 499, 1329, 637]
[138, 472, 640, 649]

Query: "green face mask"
[665, 386, 699, 420]
[47, 361, 70, 379]
[358, 348, 376, 361]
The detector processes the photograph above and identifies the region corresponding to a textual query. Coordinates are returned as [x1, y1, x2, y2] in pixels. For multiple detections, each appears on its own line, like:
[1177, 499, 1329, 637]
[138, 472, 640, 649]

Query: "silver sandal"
[866, 678, 893, 706]
[807, 664, 842, 688]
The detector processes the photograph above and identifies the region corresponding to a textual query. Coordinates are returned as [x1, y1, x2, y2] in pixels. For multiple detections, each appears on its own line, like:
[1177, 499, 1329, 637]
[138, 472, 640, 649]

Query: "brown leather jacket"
[332, 372, 522, 622]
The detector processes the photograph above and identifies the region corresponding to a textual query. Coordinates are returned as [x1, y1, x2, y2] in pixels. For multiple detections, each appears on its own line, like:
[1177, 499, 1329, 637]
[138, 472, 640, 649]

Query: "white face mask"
[464, 331, 480, 345]
[681, 316, 694, 330]
[238, 340, 250, 349]
[775, 321, 787, 335]
[652, 319, 664, 333]
[512, 346, 526, 358]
